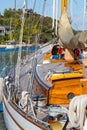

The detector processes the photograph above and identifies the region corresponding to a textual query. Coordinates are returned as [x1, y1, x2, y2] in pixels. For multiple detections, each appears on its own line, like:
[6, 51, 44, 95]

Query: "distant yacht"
[5, 40, 16, 49]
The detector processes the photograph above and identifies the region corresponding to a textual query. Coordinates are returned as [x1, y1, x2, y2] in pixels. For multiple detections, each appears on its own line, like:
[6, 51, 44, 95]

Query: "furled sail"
[58, 9, 87, 50]
[70, 31, 87, 49]
[58, 9, 74, 48]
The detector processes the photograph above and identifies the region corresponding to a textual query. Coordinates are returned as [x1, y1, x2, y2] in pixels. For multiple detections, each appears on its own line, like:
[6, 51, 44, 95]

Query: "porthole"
[67, 92, 75, 100]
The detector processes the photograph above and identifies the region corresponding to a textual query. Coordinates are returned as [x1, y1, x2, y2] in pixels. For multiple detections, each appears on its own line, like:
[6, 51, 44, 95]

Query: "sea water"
[0, 45, 39, 77]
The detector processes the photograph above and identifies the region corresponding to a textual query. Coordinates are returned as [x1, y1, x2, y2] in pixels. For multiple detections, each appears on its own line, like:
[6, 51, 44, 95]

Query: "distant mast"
[14, 0, 16, 10]
[25, 0, 28, 9]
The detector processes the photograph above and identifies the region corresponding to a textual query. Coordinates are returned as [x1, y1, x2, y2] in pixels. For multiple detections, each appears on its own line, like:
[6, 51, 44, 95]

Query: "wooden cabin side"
[48, 78, 83, 105]
[34, 65, 87, 106]
[33, 51, 87, 106]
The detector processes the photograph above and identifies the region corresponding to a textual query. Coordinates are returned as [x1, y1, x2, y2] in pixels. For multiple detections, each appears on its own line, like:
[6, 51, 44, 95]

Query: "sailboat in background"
[2, 0, 87, 130]
[5, 16, 16, 49]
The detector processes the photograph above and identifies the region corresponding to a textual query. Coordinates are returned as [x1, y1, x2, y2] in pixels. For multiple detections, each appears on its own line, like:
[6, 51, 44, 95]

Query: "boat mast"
[15, 0, 26, 91]
[61, 0, 68, 13]
[52, 0, 58, 37]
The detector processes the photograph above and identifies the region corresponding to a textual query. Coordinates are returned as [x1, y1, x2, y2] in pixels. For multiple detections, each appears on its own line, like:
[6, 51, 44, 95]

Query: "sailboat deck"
[36, 61, 82, 85]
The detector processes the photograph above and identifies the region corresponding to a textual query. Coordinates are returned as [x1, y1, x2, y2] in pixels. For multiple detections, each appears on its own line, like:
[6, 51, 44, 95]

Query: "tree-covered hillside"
[0, 8, 54, 44]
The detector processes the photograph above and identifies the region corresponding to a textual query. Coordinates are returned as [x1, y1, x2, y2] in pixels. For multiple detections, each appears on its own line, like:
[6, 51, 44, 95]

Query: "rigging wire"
[33, 0, 36, 11]
[52, 0, 56, 31]
[24, 0, 37, 58]
[28, 0, 47, 97]
[39, 0, 47, 35]
[28, 0, 37, 39]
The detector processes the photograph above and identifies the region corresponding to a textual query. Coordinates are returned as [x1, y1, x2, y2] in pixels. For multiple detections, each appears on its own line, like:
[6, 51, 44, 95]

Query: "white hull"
[3, 40, 55, 130]
[5, 45, 15, 49]
[3, 95, 43, 130]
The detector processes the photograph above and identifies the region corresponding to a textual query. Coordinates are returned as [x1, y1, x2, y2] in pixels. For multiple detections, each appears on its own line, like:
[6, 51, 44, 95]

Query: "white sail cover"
[58, 9, 74, 47]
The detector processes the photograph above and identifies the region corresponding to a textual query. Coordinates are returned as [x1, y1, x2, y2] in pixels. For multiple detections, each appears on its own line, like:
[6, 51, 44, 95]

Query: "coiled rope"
[68, 95, 87, 130]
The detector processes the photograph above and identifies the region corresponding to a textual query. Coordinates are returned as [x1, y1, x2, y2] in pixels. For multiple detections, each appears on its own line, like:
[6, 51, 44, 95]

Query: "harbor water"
[0, 45, 39, 77]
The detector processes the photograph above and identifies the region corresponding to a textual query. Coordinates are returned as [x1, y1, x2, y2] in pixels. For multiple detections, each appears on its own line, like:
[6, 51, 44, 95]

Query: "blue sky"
[0, 0, 87, 31]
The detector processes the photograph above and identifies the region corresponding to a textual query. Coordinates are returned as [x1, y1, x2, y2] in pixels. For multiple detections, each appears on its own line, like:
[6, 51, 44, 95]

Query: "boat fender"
[50, 122, 62, 130]
[19, 91, 29, 111]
